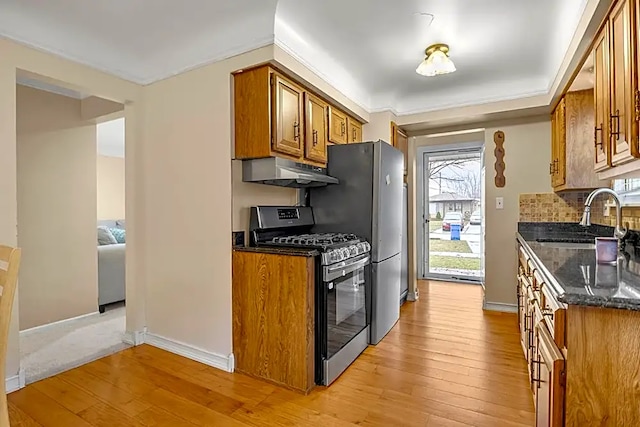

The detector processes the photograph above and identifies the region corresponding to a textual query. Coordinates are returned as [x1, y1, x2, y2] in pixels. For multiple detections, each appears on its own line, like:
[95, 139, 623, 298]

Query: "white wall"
[97, 155, 125, 220]
[483, 121, 552, 305]
[16, 85, 98, 330]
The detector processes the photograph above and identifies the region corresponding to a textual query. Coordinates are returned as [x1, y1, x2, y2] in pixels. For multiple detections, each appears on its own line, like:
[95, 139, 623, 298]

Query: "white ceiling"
[0, 0, 590, 116]
[97, 118, 125, 158]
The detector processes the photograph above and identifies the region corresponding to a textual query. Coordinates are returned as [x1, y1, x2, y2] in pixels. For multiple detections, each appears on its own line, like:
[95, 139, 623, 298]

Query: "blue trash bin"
[451, 224, 461, 241]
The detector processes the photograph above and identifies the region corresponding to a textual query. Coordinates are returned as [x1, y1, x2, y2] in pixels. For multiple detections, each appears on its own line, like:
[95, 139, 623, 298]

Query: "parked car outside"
[442, 212, 463, 231]
[470, 210, 482, 225]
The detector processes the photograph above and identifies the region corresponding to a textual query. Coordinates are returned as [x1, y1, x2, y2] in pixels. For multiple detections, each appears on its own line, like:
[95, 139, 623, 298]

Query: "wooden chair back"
[0, 246, 21, 427]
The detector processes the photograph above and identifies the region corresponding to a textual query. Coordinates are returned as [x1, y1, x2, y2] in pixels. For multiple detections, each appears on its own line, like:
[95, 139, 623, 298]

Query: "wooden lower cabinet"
[232, 250, 315, 394]
[565, 305, 640, 426]
[518, 239, 640, 426]
[535, 322, 565, 427]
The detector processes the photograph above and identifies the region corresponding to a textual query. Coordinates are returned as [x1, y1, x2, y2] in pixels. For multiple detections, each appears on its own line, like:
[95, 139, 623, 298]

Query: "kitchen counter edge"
[516, 233, 640, 311]
[233, 246, 319, 257]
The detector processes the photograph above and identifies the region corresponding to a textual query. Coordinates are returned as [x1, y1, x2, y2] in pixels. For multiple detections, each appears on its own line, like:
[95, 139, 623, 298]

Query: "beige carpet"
[19, 304, 130, 384]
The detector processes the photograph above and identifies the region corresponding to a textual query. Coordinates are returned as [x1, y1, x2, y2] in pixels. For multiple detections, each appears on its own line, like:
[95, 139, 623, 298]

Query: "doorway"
[15, 77, 128, 384]
[417, 143, 485, 283]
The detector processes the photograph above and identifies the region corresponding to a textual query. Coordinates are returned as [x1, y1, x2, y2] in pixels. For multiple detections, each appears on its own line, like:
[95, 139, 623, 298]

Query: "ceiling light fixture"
[416, 43, 456, 77]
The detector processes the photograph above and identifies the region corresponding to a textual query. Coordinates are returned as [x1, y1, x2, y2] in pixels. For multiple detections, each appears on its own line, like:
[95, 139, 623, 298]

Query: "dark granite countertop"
[233, 246, 319, 257]
[517, 222, 640, 310]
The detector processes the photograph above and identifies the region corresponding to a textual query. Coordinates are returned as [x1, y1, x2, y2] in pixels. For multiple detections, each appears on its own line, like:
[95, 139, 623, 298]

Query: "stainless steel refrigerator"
[310, 140, 403, 344]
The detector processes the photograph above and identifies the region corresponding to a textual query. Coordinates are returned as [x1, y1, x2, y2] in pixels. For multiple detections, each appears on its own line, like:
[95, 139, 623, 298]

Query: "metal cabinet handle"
[635, 90, 640, 122]
[352, 127, 357, 141]
[594, 125, 603, 148]
[312, 129, 318, 146]
[531, 359, 544, 389]
[293, 122, 299, 140]
[553, 159, 558, 174]
[610, 110, 620, 139]
[341, 121, 345, 136]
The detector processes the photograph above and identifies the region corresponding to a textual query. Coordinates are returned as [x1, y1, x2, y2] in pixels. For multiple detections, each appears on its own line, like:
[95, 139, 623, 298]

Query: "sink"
[536, 242, 596, 250]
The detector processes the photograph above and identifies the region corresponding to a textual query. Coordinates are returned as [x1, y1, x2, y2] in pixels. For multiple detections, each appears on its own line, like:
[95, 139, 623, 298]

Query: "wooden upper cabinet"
[304, 93, 328, 163]
[347, 118, 362, 143]
[609, 0, 638, 165]
[272, 74, 304, 158]
[551, 98, 567, 188]
[328, 106, 348, 144]
[594, 26, 611, 171]
[552, 90, 606, 191]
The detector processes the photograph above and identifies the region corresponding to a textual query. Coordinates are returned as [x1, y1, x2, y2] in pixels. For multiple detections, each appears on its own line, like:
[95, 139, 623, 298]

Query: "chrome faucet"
[579, 188, 627, 239]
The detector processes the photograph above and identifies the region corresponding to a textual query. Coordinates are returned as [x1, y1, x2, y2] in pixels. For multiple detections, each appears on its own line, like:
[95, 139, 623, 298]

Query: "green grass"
[429, 239, 471, 254]
[429, 220, 443, 231]
[430, 255, 481, 271]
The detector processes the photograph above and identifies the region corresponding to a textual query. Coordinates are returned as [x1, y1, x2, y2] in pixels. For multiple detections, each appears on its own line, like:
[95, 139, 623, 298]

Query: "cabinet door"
[272, 74, 304, 157]
[550, 110, 557, 186]
[594, 27, 611, 171]
[554, 99, 567, 188]
[347, 118, 363, 143]
[328, 106, 348, 144]
[609, 0, 637, 165]
[304, 93, 328, 163]
[535, 323, 565, 427]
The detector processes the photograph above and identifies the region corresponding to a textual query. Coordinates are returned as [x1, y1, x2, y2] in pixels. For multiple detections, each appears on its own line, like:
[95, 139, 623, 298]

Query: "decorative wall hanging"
[494, 130, 506, 188]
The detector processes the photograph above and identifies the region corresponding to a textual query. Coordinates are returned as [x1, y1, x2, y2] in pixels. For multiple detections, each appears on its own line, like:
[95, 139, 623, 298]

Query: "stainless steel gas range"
[249, 205, 370, 386]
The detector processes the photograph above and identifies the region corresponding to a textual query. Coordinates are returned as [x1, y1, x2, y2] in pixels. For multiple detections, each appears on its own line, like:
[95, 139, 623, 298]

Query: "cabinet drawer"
[519, 246, 530, 274]
[540, 283, 567, 348]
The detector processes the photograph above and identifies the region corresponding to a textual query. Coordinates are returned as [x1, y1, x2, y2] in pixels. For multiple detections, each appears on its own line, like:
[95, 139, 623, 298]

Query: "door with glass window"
[419, 147, 484, 282]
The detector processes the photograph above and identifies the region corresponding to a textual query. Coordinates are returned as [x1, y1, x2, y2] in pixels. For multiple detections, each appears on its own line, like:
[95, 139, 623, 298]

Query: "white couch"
[97, 220, 125, 313]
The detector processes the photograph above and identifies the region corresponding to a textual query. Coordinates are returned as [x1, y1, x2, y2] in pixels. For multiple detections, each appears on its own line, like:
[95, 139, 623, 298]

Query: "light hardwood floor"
[8, 281, 534, 426]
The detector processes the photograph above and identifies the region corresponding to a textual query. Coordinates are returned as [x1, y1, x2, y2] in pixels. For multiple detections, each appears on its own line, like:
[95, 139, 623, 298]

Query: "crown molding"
[273, 37, 371, 113]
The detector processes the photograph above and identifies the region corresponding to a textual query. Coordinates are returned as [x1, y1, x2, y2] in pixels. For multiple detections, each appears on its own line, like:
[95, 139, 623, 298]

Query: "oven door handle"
[326, 256, 370, 278]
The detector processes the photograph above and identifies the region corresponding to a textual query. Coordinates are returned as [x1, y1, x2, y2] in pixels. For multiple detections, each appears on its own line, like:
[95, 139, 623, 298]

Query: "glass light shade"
[416, 50, 456, 77]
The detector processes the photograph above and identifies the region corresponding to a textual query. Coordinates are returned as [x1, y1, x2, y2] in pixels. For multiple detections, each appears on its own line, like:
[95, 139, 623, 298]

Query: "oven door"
[316, 253, 369, 384]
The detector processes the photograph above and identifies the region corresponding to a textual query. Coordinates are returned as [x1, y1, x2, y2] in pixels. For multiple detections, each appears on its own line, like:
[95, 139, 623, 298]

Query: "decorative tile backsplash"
[519, 192, 601, 223]
[519, 192, 640, 230]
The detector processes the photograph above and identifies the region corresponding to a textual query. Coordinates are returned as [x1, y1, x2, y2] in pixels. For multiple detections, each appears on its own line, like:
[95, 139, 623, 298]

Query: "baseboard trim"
[20, 311, 100, 337]
[6, 368, 25, 393]
[122, 329, 146, 346]
[144, 333, 234, 373]
[483, 301, 518, 313]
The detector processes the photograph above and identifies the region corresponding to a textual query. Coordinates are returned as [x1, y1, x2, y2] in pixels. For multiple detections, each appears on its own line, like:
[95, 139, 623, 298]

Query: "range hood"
[242, 157, 339, 188]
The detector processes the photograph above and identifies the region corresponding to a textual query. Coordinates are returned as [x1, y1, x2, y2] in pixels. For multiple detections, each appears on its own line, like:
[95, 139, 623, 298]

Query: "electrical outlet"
[496, 197, 504, 210]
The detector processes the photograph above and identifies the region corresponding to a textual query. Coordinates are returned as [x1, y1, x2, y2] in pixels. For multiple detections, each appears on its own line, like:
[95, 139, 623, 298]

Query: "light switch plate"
[496, 197, 504, 210]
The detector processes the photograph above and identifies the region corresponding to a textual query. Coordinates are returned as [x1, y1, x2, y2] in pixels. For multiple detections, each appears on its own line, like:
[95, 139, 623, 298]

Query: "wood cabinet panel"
[328, 106, 347, 144]
[551, 98, 566, 188]
[609, 0, 637, 165]
[234, 66, 273, 159]
[566, 305, 640, 426]
[304, 93, 328, 163]
[347, 118, 362, 143]
[535, 322, 565, 427]
[552, 90, 606, 191]
[232, 250, 315, 394]
[594, 26, 611, 171]
[272, 74, 304, 157]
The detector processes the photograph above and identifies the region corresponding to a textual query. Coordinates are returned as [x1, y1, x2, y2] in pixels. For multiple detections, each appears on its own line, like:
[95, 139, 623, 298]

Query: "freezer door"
[372, 141, 404, 262]
[369, 253, 401, 344]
